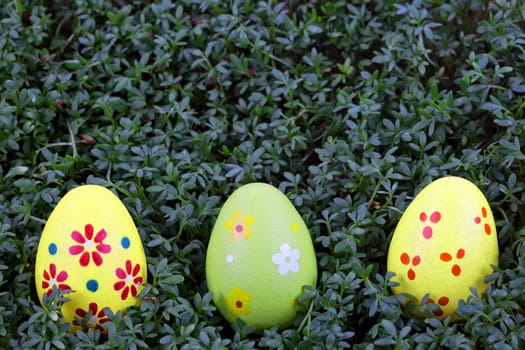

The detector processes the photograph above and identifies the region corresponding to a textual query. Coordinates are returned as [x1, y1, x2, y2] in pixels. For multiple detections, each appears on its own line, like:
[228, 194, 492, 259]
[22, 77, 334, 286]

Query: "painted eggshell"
[387, 176, 498, 319]
[206, 183, 317, 330]
[35, 185, 147, 332]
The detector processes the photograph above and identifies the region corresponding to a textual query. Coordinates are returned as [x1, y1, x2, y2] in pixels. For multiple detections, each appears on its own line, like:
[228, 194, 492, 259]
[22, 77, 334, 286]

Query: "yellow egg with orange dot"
[387, 176, 499, 319]
[34, 185, 147, 332]
[206, 183, 317, 331]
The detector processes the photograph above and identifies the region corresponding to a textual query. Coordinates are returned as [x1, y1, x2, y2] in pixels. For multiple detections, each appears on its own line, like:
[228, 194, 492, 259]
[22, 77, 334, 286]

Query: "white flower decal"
[272, 243, 301, 275]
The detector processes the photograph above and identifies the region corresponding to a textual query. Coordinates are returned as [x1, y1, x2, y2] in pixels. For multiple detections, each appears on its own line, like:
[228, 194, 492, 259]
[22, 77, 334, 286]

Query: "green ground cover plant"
[1, 0, 524, 348]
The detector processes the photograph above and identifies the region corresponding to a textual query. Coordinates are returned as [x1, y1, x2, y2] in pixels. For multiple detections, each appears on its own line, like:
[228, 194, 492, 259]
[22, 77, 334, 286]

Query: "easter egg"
[387, 176, 498, 319]
[206, 183, 317, 330]
[35, 185, 147, 332]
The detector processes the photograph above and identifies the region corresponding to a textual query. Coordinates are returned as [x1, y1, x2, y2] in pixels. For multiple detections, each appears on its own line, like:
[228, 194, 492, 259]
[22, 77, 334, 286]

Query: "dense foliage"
[1, 0, 524, 348]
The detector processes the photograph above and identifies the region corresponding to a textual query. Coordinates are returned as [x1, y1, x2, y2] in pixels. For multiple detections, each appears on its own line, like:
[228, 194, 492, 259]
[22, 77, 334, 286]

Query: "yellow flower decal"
[225, 210, 254, 242]
[224, 287, 252, 317]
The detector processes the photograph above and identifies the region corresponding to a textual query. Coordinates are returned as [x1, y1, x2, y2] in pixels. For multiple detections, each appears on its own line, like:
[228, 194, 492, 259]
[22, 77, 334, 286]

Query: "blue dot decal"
[86, 280, 99, 292]
[48, 243, 57, 255]
[121, 236, 130, 249]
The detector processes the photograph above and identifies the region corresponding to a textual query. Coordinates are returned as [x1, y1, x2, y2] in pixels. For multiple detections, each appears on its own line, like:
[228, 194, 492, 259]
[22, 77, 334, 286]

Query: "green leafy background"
[1, 0, 524, 349]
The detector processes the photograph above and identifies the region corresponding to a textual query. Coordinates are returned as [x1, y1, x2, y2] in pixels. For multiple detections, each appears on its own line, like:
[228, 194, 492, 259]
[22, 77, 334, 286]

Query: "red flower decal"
[440, 248, 466, 276]
[69, 224, 111, 267]
[114, 260, 143, 300]
[474, 206, 492, 235]
[74, 302, 111, 331]
[400, 252, 421, 280]
[42, 263, 71, 296]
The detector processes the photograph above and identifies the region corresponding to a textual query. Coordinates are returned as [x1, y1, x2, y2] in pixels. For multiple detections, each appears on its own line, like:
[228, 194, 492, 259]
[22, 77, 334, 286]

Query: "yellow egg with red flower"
[387, 176, 498, 319]
[34, 185, 147, 332]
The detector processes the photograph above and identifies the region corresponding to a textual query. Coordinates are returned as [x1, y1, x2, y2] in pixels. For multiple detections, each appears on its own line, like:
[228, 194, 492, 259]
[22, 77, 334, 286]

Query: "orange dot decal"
[456, 248, 465, 259]
[400, 253, 410, 265]
[438, 296, 449, 306]
[452, 264, 461, 276]
[407, 269, 416, 280]
[412, 255, 421, 266]
[440, 253, 452, 262]
[484, 223, 491, 235]
[429, 211, 441, 223]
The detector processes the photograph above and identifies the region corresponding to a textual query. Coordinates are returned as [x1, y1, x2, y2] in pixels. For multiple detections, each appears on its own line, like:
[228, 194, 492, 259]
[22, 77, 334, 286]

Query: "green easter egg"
[206, 183, 317, 331]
